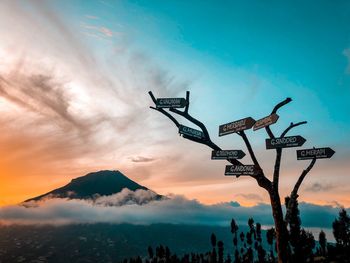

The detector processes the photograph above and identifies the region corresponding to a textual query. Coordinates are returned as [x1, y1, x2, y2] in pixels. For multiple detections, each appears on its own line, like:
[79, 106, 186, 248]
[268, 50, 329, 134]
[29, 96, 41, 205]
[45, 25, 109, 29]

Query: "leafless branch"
[273, 148, 282, 188]
[281, 121, 307, 138]
[149, 91, 180, 127]
[285, 157, 316, 222]
[265, 98, 292, 139]
[291, 157, 316, 199]
[239, 131, 260, 168]
[149, 91, 238, 164]
[272, 97, 292, 114]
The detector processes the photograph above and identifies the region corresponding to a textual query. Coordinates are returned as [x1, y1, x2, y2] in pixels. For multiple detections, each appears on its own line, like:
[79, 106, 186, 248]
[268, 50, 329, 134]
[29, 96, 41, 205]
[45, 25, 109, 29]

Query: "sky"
[0, 0, 349, 211]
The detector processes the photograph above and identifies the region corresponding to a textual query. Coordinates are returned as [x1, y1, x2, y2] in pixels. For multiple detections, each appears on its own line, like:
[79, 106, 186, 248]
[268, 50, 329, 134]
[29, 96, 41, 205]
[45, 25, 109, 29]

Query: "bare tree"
[149, 91, 319, 263]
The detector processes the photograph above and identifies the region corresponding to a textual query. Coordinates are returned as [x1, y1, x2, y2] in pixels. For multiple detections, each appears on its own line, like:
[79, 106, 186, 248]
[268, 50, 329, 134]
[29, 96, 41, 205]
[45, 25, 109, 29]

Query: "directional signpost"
[156, 98, 187, 108]
[225, 165, 258, 177]
[266, 135, 306, 149]
[219, 117, 256, 136]
[179, 125, 205, 139]
[253, 113, 279, 131]
[211, 150, 246, 160]
[297, 147, 335, 160]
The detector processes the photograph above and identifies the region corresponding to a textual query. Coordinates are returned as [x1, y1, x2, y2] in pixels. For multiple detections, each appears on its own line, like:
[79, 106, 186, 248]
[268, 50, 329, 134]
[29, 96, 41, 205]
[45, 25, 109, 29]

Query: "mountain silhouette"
[25, 170, 159, 202]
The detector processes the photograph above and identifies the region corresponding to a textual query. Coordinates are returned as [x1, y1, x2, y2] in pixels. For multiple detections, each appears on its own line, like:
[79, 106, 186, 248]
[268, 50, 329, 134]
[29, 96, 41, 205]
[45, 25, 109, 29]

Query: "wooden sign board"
[179, 125, 204, 139]
[156, 98, 187, 108]
[266, 136, 306, 149]
[211, 150, 246, 160]
[253, 113, 279, 131]
[297, 147, 335, 160]
[219, 117, 255, 136]
[225, 165, 258, 176]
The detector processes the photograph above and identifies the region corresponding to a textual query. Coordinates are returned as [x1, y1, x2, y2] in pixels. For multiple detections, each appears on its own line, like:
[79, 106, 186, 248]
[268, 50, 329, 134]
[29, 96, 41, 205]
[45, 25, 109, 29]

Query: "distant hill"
[25, 170, 161, 202]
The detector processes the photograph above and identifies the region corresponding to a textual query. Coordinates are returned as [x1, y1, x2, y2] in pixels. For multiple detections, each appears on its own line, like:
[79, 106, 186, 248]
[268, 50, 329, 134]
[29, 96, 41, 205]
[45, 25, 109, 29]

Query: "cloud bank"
[0, 190, 346, 230]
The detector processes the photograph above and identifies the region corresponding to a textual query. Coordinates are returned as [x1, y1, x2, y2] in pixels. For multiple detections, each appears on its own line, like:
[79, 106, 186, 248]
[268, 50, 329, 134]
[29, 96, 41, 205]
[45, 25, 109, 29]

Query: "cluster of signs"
[155, 97, 335, 177]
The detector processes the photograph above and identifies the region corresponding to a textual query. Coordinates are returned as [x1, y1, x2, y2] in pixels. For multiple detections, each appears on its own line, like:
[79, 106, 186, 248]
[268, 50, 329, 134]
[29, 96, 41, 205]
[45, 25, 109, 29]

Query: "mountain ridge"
[25, 170, 160, 202]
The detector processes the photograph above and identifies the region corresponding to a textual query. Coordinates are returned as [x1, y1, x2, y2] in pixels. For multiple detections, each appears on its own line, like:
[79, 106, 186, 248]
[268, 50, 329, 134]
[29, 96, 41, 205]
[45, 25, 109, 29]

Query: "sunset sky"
[0, 0, 349, 208]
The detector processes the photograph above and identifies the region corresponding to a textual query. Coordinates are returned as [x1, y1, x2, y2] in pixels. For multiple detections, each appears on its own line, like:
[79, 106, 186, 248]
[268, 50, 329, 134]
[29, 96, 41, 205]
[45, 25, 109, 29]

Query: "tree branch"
[285, 157, 316, 222]
[149, 91, 238, 164]
[148, 91, 180, 127]
[291, 157, 316, 199]
[281, 121, 307, 138]
[149, 90, 272, 191]
[273, 148, 282, 188]
[239, 131, 272, 191]
[239, 131, 260, 168]
[264, 98, 292, 139]
[266, 98, 293, 188]
[272, 97, 292, 114]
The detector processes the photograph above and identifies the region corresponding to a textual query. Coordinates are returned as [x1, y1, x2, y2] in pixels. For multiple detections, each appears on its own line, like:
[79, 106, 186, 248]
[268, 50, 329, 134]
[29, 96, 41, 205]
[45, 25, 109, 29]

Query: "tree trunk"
[269, 188, 289, 263]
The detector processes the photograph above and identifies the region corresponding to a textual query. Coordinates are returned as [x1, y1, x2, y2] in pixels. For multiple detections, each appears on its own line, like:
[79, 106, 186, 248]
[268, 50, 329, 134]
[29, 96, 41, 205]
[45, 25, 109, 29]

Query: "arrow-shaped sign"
[211, 150, 246, 160]
[225, 165, 258, 177]
[179, 125, 204, 139]
[253, 113, 279, 131]
[297, 147, 335, 160]
[156, 98, 187, 108]
[219, 117, 256, 136]
[266, 135, 306, 149]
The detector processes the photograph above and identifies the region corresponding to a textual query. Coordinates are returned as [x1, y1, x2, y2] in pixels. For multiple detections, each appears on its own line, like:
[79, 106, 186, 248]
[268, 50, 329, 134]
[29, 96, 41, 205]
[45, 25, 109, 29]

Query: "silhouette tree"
[230, 219, 239, 262]
[266, 228, 276, 262]
[318, 230, 327, 257]
[148, 246, 154, 260]
[211, 233, 217, 263]
[149, 91, 326, 263]
[332, 208, 350, 248]
[218, 241, 224, 263]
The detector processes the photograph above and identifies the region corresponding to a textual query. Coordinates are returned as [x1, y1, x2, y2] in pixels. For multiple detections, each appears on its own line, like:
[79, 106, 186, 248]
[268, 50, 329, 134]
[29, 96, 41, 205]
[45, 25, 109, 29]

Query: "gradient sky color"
[0, 0, 349, 207]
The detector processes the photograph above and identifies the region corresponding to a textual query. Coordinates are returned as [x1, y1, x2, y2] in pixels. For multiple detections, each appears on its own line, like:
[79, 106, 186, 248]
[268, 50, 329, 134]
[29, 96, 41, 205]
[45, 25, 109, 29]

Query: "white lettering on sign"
[301, 148, 326, 157]
[216, 151, 238, 157]
[223, 119, 246, 132]
[255, 115, 272, 127]
[253, 113, 279, 131]
[158, 98, 181, 105]
[156, 98, 186, 108]
[179, 125, 204, 139]
[229, 166, 254, 173]
[271, 137, 297, 145]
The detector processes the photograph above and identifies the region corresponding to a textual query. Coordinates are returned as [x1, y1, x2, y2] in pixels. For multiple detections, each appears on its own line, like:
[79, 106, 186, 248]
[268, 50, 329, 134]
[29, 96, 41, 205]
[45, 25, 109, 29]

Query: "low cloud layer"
[0, 190, 346, 230]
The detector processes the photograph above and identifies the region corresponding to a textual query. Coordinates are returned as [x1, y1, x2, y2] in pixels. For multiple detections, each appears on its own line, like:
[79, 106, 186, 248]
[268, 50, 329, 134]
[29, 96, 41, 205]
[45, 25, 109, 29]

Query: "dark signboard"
[297, 147, 335, 160]
[219, 117, 256, 136]
[156, 98, 187, 108]
[266, 136, 306, 149]
[224, 165, 257, 176]
[253, 113, 279, 131]
[211, 150, 246, 160]
[179, 125, 204, 139]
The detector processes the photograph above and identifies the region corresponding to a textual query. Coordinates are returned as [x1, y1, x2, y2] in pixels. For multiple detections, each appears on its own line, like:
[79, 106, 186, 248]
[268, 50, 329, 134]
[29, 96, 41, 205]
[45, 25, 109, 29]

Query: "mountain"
[25, 170, 160, 202]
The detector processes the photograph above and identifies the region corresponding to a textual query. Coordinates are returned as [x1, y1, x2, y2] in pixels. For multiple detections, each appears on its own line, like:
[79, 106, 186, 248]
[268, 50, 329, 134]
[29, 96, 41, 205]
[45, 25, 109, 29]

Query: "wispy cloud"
[0, 1, 191, 204]
[343, 48, 350, 74]
[305, 182, 335, 193]
[235, 193, 263, 202]
[85, 15, 99, 20]
[0, 193, 346, 230]
[130, 156, 156, 163]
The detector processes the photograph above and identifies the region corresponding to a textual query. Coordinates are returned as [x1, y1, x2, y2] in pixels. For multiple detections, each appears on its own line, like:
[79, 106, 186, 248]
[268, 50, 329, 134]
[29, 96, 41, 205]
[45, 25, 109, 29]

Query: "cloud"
[305, 182, 335, 193]
[0, 0, 193, 204]
[235, 193, 263, 202]
[130, 156, 156, 163]
[85, 15, 99, 20]
[343, 48, 350, 74]
[0, 191, 346, 230]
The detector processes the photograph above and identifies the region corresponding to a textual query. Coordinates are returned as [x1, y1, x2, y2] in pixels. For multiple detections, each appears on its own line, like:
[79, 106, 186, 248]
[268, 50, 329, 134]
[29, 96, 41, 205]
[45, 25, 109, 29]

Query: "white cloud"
[0, 190, 346, 231]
